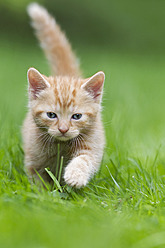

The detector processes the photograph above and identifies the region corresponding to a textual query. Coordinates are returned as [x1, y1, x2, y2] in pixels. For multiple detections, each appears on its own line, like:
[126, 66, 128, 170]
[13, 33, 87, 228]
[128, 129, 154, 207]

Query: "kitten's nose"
[58, 123, 69, 134]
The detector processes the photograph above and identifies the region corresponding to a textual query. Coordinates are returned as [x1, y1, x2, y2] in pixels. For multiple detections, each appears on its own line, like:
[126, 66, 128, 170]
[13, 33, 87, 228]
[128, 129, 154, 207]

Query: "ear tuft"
[81, 71, 105, 102]
[27, 67, 50, 99]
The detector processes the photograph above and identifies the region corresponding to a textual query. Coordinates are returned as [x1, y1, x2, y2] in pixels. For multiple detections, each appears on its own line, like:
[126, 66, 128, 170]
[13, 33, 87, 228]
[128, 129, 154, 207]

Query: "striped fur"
[22, 4, 105, 188]
[27, 3, 81, 76]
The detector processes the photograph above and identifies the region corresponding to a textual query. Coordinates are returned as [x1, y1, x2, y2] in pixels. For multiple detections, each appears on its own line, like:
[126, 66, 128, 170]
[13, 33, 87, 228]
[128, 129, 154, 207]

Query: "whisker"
[41, 134, 50, 154]
[78, 134, 88, 150]
[47, 135, 55, 156]
[27, 126, 48, 131]
[34, 132, 49, 143]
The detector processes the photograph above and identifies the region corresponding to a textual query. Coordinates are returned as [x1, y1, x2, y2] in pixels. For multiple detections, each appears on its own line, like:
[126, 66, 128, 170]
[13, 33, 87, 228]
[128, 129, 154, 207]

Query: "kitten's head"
[27, 68, 105, 141]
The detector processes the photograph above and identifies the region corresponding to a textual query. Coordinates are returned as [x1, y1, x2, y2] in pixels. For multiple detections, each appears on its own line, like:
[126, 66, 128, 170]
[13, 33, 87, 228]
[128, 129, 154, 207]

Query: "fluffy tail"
[27, 3, 81, 77]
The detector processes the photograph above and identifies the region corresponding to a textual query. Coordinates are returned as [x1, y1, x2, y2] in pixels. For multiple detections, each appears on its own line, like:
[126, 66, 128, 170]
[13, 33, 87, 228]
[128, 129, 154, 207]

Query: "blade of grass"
[58, 156, 63, 183]
[106, 165, 121, 190]
[45, 168, 63, 193]
[55, 143, 60, 178]
[34, 169, 50, 191]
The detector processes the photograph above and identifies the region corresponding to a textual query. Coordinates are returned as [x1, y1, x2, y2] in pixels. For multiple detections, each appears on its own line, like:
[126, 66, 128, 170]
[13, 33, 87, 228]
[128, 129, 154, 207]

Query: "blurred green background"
[1, 0, 165, 52]
[1, 1, 165, 248]
[1, 0, 165, 158]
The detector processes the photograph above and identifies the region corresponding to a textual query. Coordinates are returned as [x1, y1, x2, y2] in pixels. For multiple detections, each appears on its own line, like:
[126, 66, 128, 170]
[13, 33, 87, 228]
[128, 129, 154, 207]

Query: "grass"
[1, 35, 165, 247]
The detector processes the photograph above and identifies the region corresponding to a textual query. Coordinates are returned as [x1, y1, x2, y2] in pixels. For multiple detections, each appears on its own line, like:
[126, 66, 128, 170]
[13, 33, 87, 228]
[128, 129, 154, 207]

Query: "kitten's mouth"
[57, 136, 70, 141]
[48, 130, 78, 141]
[56, 134, 76, 141]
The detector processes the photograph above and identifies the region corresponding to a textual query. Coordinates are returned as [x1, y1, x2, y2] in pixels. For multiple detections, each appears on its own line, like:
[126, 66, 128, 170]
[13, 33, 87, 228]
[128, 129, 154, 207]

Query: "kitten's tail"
[27, 3, 81, 77]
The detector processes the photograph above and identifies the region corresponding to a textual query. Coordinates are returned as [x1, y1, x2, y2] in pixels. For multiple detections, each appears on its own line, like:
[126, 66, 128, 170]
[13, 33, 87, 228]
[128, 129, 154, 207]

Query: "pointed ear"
[27, 67, 50, 99]
[81, 71, 105, 103]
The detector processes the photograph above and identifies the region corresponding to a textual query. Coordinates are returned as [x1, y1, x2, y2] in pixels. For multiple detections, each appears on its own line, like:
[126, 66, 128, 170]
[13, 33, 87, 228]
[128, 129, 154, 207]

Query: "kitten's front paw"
[64, 159, 90, 188]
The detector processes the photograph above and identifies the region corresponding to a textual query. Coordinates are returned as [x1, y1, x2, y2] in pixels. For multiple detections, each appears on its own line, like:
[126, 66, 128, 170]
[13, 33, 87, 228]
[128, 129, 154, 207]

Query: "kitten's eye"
[71, 113, 82, 120]
[47, 112, 57, 119]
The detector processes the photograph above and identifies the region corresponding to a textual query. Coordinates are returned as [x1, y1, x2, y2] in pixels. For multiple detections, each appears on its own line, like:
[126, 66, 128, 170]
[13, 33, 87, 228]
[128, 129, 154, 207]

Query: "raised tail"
[27, 3, 81, 77]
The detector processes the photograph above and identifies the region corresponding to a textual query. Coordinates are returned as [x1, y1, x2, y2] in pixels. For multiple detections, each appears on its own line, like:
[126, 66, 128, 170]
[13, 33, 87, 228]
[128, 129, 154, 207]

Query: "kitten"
[22, 3, 105, 188]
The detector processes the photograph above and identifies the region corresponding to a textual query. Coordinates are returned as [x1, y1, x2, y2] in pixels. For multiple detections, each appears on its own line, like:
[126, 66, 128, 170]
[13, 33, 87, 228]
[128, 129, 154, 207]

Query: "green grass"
[1, 36, 165, 247]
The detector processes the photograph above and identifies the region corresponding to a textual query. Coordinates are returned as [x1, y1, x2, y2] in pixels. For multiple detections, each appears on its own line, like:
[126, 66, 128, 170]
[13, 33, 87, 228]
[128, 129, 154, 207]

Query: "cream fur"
[23, 3, 105, 188]
[27, 3, 81, 77]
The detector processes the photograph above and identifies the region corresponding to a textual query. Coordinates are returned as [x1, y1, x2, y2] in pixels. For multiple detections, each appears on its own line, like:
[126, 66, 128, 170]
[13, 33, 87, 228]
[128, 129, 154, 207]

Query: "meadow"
[1, 33, 165, 248]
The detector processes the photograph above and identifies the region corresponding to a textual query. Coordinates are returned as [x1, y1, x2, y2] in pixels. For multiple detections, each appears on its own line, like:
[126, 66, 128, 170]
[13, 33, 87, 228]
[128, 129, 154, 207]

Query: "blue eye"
[47, 112, 57, 119]
[72, 114, 82, 120]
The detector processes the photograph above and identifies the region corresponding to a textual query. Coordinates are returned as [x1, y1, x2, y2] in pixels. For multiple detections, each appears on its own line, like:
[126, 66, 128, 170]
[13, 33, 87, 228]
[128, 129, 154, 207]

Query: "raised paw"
[64, 159, 90, 188]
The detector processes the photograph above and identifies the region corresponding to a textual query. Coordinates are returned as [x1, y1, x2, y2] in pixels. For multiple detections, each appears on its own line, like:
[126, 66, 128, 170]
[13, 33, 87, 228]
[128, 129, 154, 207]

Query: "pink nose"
[58, 126, 69, 134]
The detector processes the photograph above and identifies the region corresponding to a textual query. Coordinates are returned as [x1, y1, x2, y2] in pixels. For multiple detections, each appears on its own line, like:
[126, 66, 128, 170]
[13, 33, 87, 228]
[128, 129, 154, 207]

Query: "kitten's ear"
[81, 71, 105, 103]
[27, 67, 50, 99]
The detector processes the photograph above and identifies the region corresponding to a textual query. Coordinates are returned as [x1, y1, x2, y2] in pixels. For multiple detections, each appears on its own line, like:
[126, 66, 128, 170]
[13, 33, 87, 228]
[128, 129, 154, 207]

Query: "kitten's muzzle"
[58, 123, 69, 134]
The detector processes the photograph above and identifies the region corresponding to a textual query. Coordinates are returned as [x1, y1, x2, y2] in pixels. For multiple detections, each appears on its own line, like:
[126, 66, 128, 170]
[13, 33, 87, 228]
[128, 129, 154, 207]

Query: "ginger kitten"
[23, 3, 105, 188]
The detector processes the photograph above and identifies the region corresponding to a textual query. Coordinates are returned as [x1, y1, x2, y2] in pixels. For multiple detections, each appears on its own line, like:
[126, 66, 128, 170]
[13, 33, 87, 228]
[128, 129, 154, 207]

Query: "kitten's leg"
[64, 153, 101, 188]
[25, 162, 52, 184]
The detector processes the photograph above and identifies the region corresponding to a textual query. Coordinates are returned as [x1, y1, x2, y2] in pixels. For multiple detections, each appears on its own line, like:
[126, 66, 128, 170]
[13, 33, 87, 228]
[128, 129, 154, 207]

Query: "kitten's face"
[28, 68, 105, 142]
